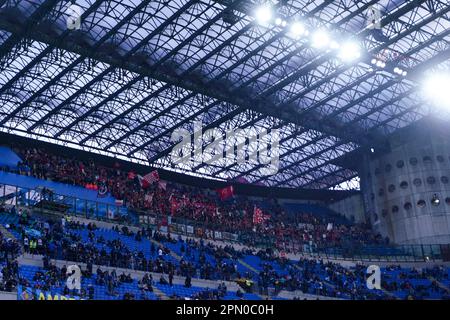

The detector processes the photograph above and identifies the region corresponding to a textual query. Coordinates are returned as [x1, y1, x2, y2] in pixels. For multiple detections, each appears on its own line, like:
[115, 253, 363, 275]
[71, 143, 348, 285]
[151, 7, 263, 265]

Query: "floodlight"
[338, 41, 361, 62]
[290, 22, 306, 37]
[311, 30, 330, 48]
[255, 5, 272, 25]
[423, 73, 450, 107]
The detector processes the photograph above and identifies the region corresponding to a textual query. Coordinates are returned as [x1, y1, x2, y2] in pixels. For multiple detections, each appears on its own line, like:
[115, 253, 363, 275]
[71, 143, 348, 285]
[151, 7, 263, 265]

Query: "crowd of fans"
[17, 261, 158, 300]
[1, 146, 388, 252]
[0, 145, 448, 300]
[0, 210, 253, 299]
[1, 209, 449, 300]
[5, 145, 446, 300]
[0, 219, 20, 292]
[5, 213, 231, 281]
[0, 259, 19, 292]
[17, 258, 248, 301]
[0, 232, 20, 263]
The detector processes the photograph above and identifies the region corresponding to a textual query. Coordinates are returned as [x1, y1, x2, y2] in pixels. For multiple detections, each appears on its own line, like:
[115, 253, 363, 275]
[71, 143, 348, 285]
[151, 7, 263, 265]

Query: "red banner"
[216, 185, 234, 201]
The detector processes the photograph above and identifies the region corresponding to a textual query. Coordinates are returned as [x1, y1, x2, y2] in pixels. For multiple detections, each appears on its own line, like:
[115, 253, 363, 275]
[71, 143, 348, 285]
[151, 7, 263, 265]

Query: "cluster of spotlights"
[254, 5, 362, 63]
[370, 58, 408, 77]
[275, 17, 287, 27]
[338, 42, 362, 62]
[254, 4, 414, 77]
[311, 30, 330, 49]
[290, 22, 308, 37]
[393, 67, 408, 77]
[371, 58, 386, 68]
[310, 30, 362, 62]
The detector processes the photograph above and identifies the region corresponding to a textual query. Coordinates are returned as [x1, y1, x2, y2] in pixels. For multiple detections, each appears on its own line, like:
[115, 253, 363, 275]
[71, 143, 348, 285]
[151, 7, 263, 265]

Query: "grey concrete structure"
[360, 123, 450, 245]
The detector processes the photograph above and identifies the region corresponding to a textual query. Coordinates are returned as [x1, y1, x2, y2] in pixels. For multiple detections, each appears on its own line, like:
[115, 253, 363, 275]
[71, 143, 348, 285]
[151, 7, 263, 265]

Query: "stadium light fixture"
[274, 18, 287, 27]
[393, 67, 407, 76]
[431, 194, 440, 206]
[423, 73, 450, 107]
[255, 5, 273, 25]
[338, 41, 361, 62]
[375, 60, 385, 68]
[329, 40, 340, 50]
[311, 30, 330, 48]
[290, 22, 306, 37]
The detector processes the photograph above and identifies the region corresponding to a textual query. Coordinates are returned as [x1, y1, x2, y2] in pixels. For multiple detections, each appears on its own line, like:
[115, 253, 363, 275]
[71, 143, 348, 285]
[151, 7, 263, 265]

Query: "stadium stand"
[1, 145, 385, 253]
[1, 207, 450, 300]
[2, 145, 450, 300]
[0, 0, 450, 303]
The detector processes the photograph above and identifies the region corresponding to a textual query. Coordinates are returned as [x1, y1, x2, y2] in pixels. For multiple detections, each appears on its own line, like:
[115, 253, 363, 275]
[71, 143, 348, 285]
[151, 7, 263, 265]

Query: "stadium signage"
[170, 121, 280, 175]
[17, 285, 82, 300]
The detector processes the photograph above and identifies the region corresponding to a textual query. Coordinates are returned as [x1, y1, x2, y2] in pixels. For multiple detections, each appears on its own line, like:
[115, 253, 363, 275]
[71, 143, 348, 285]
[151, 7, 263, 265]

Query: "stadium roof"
[0, 0, 449, 189]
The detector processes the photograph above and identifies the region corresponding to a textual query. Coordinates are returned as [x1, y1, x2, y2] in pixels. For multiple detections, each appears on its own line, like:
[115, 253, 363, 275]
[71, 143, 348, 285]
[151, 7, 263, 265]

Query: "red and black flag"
[216, 185, 234, 201]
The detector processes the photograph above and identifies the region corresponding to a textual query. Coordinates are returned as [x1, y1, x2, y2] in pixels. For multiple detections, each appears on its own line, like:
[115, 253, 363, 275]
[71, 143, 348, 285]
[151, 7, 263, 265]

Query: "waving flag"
[216, 185, 234, 201]
[158, 180, 167, 190]
[144, 170, 160, 184]
[253, 206, 264, 225]
[138, 170, 160, 188]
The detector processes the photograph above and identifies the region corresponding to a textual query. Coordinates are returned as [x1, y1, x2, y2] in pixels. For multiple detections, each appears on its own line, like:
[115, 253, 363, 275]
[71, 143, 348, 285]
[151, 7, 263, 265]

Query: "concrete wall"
[277, 290, 342, 300]
[328, 194, 365, 223]
[360, 124, 450, 245]
[0, 291, 16, 300]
